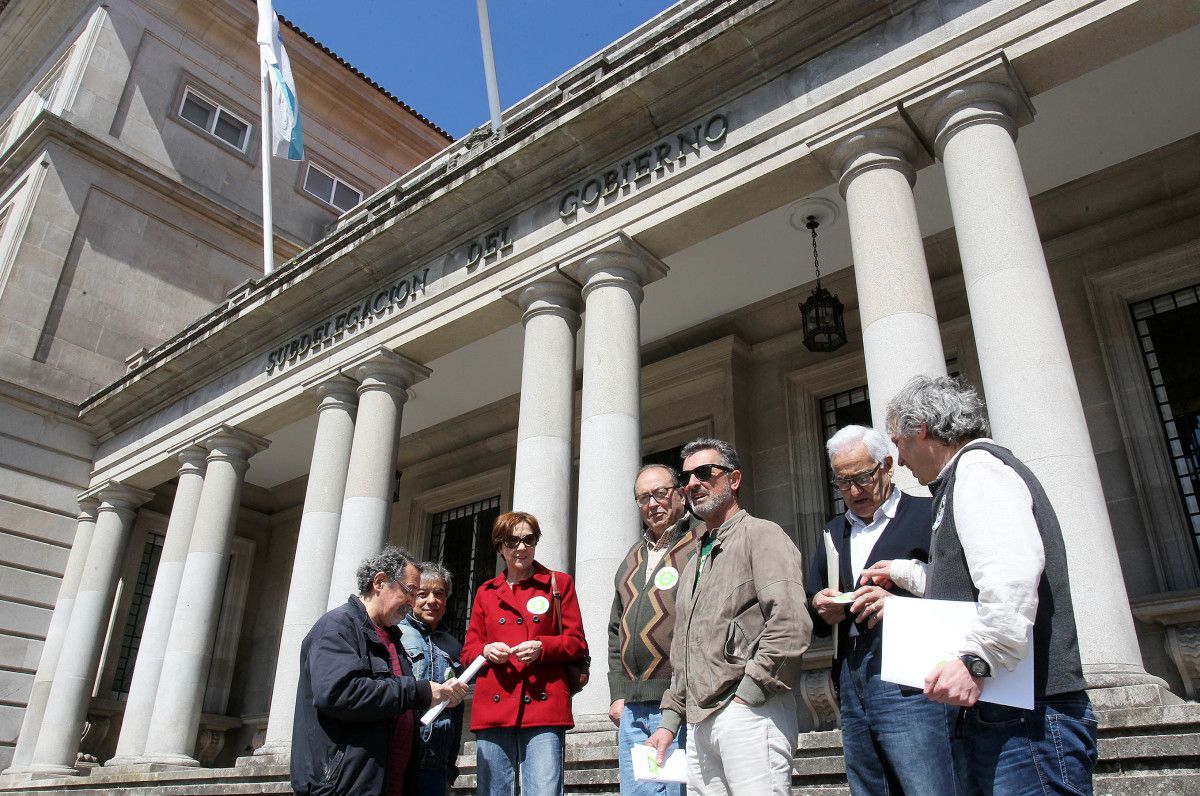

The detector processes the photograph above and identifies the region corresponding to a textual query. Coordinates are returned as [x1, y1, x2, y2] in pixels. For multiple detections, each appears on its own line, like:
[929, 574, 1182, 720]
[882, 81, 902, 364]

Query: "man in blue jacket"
[291, 546, 467, 795]
[807, 425, 956, 796]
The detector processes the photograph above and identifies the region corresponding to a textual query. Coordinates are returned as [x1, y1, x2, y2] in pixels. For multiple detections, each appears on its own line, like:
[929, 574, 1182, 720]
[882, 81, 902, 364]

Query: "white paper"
[823, 529, 840, 658]
[881, 596, 1034, 710]
[630, 743, 688, 784]
[420, 654, 486, 726]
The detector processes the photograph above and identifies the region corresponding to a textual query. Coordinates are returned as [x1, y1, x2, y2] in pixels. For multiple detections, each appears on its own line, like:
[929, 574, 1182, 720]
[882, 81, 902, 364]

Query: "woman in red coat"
[462, 511, 588, 795]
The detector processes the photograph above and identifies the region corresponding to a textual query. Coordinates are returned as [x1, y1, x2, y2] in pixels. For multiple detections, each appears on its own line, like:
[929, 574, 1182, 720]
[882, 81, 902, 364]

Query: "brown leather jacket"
[659, 510, 812, 733]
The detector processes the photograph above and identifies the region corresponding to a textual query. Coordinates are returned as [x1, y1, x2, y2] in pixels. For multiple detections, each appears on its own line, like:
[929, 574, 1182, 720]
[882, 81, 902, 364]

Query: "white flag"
[256, 0, 304, 160]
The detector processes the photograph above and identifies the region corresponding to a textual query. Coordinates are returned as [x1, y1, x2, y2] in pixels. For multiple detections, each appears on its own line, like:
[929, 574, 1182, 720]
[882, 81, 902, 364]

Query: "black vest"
[927, 441, 1086, 698]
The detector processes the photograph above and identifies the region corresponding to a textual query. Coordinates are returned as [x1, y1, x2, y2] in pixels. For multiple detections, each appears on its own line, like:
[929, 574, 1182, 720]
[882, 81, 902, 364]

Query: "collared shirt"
[643, 516, 686, 585]
[845, 486, 900, 636]
[938, 438, 1045, 672]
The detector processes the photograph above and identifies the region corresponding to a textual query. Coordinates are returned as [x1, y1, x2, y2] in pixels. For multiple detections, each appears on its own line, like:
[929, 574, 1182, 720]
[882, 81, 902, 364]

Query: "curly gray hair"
[356, 545, 417, 596]
[885, 375, 988, 444]
[418, 561, 453, 594]
[826, 425, 890, 465]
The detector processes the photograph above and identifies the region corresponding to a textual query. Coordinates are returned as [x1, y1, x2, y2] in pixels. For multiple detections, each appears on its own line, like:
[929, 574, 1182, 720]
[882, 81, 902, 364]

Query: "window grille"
[1131, 285, 1200, 564]
[110, 531, 165, 698]
[429, 496, 502, 637]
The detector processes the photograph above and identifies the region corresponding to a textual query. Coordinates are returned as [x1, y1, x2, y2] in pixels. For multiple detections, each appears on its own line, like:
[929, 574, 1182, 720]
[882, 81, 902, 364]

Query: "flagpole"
[260, 57, 275, 276]
[475, 0, 504, 135]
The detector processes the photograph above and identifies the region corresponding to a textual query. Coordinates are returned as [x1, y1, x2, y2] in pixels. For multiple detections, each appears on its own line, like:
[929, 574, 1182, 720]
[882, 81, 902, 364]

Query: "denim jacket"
[398, 613, 465, 780]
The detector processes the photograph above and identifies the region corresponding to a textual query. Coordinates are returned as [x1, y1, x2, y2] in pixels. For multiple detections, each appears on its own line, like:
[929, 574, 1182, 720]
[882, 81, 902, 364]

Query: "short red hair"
[491, 511, 542, 552]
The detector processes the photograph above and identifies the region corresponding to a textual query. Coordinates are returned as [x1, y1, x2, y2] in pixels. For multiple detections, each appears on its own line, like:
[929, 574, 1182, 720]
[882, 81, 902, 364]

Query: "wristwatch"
[960, 653, 991, 678]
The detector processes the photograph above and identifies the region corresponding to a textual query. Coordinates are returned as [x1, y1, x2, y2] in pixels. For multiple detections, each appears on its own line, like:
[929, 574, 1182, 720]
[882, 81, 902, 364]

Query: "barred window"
[110, 532, 165, 698]
[1131, 285, 1200, 564]
[429, 496, 502, 637]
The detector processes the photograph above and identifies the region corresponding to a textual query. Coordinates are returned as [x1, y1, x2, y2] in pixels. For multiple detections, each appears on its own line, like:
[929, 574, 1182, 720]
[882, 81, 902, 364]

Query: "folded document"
[631, 743, 687, 784]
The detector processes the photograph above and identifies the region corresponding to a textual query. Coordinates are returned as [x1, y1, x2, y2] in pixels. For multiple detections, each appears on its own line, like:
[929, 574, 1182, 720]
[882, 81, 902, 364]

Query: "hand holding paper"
[631, 743, 687, 783]
[421, 655, 486, 726]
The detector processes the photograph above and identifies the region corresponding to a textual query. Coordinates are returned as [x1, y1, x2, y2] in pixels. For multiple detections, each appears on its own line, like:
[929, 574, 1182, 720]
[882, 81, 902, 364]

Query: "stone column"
[254, 377, 358, 759]
[510, 281, 581, 572]
[106, 446, 208, 767]
[326, 351, 430, 609]
[925, 82, 1165, 703]
[28, 483, 152, 776]
[4, 498, 99, 774]
[141, 427, 268, 766]
[571, 241, 667, 715]
[830, 128, 947, 430]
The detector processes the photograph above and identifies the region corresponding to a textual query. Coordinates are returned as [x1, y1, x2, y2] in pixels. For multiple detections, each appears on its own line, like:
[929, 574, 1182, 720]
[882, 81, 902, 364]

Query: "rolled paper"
[420, 654, 486, 726]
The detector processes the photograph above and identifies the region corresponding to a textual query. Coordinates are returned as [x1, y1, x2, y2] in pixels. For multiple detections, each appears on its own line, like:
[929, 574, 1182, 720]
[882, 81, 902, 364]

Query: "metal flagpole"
[475, 0, 504, 135]
[260, 57, 274, 275]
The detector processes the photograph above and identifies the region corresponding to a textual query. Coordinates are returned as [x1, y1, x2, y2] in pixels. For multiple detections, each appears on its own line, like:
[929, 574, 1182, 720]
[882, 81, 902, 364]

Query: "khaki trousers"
[684, 691, 797, 795]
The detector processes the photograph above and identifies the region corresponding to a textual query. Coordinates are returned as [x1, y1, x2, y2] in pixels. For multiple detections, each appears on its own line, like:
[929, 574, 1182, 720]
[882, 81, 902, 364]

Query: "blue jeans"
[475, 726, 565, 796]
[619, 701, 686, 796]
[955, 692, 1097, 795]
[839, 641, 960, 796]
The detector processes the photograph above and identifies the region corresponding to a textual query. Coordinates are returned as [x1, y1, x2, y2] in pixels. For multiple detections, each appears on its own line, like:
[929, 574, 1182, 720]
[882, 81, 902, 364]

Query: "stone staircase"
[1, 704, 1196, 794]
[446, 704, 1200, 796]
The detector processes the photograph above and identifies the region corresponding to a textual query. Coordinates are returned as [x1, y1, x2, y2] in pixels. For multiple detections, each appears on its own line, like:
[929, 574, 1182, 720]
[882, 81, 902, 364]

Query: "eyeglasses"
[501, 535, 537, 549]
[831, 463, 883, 491]
[635, 486, 677, 506]
[681, 463, 733, 483]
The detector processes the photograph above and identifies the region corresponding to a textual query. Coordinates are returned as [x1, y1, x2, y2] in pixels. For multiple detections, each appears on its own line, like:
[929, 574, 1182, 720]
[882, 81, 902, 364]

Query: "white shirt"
[845, 486, 900, 635]
[940, 439, 1045, 672]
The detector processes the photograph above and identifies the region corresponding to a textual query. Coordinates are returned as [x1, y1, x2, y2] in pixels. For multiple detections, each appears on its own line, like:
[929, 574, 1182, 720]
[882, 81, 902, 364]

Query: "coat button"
[516, 617, 523, 625]
[539, 693, 548, 701]
[522, 695, 531, 704]
[533, 616, 540, 623]
[493, 694, 501, 703]
[499, 618, 506, 624]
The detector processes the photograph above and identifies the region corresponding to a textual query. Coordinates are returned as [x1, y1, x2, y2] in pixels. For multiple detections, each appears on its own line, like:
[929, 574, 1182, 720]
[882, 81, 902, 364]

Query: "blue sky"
[274, 0, 678, 139]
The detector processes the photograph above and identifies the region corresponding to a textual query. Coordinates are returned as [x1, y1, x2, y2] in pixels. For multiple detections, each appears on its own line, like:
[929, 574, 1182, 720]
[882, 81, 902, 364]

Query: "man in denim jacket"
[399, 562, 465, 795]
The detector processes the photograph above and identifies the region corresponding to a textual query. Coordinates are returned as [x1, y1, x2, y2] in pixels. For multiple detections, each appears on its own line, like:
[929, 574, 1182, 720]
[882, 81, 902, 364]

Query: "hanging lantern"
[798, 213, 847, 352]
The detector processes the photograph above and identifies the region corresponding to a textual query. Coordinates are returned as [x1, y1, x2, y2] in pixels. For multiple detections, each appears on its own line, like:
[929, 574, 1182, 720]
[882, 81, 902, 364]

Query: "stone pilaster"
[27, 483, 152, 776]
[141, 427, 268, 766]
[829, 127, 947, 431]
[325, 350, 431, 609]
[106, 447, 208, 767]
[3, 498, 99, 774]
[509, 279, 581, 573]
[566, 234, 668, 716]
[255, 377, 358, 759]
[918, 80, 1168, 704]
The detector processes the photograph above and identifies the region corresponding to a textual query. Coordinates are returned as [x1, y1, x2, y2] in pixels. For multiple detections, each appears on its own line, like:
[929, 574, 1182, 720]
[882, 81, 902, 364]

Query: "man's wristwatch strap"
[960, 653, 991, 678]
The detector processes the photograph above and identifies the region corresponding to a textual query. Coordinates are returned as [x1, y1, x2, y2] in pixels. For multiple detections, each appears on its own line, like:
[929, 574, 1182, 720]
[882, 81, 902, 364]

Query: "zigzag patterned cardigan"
[606, 516, 704, 704]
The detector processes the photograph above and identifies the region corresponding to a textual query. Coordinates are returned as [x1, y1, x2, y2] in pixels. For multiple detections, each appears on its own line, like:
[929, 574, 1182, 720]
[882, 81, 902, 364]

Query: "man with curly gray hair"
[882, 375, 1096, 794]
[291, 546, 468, 795]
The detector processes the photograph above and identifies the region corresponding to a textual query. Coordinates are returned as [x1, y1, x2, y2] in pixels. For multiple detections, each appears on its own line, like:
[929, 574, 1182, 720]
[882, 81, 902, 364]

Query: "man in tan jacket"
[647, 438, 811, 795]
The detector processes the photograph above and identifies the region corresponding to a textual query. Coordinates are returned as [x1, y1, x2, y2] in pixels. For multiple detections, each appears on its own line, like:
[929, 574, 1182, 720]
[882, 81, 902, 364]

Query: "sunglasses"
[681, 463, 732, 483]
[501, 535, 537, 549]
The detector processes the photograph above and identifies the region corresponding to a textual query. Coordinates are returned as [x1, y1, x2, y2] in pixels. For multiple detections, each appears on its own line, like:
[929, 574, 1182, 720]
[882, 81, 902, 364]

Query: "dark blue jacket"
[291, 596, 433, 795]
[807, 491, 934, 668]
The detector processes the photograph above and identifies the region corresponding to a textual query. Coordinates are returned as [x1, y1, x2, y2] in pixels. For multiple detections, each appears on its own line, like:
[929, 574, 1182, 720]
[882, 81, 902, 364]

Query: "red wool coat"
[462, 562, 588, 731]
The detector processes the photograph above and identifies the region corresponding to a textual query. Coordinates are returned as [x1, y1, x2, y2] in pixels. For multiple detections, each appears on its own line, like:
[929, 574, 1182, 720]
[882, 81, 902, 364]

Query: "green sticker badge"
[526, 596, 551, 615]
[654, 566, 680, 590]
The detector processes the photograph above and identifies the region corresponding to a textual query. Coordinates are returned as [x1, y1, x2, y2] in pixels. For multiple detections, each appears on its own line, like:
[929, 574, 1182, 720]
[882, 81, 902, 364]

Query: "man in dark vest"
[884, 375, 1097, 794]
[808, 424, 957, 795]
[608, 463, 702, 795]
